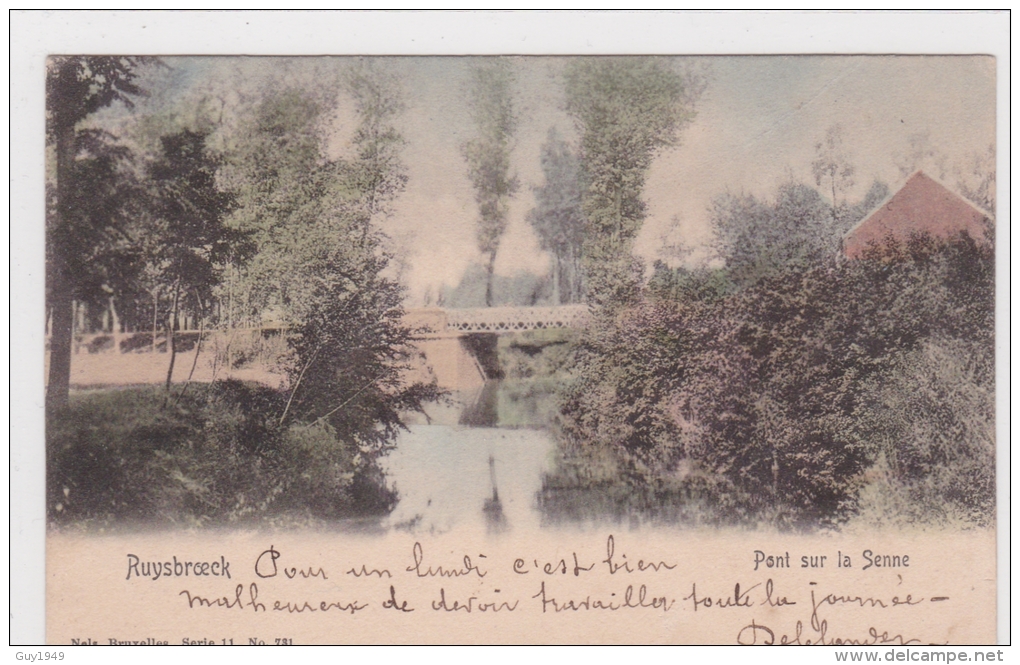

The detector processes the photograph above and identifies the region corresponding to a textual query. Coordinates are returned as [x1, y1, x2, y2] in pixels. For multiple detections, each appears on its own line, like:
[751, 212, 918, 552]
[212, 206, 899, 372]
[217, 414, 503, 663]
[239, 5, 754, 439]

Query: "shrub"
[47, 380, 398, 527]
[545, 230, 995, 530]
[854, 337, 995, 527]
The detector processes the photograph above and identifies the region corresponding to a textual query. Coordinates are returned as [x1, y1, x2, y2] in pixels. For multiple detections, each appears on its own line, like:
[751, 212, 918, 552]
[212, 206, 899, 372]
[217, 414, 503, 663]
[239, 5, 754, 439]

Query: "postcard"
[25, 15, 1002, 647]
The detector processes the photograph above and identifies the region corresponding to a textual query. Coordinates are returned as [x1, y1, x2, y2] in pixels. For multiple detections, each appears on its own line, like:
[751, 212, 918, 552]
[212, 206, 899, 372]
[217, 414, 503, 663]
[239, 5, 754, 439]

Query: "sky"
[119, 55, 996, 305]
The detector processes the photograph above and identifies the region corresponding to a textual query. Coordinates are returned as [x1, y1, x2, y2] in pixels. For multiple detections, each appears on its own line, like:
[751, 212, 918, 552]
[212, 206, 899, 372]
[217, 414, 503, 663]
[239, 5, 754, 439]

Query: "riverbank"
[46, 383, 394, 529]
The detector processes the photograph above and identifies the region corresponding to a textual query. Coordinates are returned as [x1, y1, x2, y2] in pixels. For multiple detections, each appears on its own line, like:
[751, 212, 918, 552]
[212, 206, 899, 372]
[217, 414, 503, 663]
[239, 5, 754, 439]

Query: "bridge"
[53, 305, 590, 392]
[403, 304, 589, 338]
[401, 305, 588, 393]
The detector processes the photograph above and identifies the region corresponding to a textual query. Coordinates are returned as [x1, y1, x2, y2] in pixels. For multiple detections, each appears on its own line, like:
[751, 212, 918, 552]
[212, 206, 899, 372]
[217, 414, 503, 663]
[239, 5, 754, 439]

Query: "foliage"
[47, 63, 442, 528]
[46, 382, 391, 527]
[549, 184, 995, 529]
[527, 128, 586, 304]
[143, 129, 239, 299]
[461, 59, 520, 307]
[142, 129, 240, 387]
[221, 73, 441, 463]
[646, 261, 733, 304]
[710, 180, 888, 289]
[344, 60, 410, 223]
[283, 244, 441, 457]
[711, 183, 834, 288]
[46, 56, 152, 138]
[46, 130, 146, 323]
[220, 88, 334, 323]
[46, 56, 157, 408]
[811, 124, 856, 211]
[853, 337, 995, 528]
[221, 71, 408, 324]
[563, 57, 701, 306]
[439, 262, 551, 308]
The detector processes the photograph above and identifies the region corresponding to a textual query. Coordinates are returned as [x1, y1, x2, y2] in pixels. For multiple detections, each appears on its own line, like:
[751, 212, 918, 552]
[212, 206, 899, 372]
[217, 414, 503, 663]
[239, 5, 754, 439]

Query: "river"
[381, 382, 558, 535]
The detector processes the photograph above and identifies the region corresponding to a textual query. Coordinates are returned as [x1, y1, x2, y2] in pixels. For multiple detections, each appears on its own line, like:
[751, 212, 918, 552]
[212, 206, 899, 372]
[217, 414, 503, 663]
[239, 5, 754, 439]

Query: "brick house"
[842, 171, 992, 259]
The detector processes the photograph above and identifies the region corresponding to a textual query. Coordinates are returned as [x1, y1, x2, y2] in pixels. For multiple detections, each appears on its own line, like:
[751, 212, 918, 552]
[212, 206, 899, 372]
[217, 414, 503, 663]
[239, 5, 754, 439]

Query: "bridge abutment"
[404, 305, 586, 392]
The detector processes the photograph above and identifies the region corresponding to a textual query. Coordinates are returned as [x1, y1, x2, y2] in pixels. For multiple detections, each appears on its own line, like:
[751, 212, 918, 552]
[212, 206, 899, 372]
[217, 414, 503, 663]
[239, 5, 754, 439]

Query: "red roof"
[843, 171, 991, 258]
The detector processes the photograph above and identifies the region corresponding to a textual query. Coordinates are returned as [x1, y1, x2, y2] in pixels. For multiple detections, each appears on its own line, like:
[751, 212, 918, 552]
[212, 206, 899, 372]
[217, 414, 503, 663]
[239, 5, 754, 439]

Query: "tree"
[553, 230, 994, 528]
[711, 184, 832, 288]
[142, 129, 238, 390]
[527, 128, 586, 304]
[894, 131, 950, 181]
[563, 57, 700, 306]
[811, 124, 856, 219]
[221, 88, 332, 326]
[344, 60, 409, 227]
[711, 179, 889, 289]
[224, 77, 439, 494]
[46, 56, 153, 409]
[280, 74, 441, 499]
[45, 131, 147, 332]
[955, 143, 996, 214]
[461, 60, 520, 307]
[855, 335, 994, 527]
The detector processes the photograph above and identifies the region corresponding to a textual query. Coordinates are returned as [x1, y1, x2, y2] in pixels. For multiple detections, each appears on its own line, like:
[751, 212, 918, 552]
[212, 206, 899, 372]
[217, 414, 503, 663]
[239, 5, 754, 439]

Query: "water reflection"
[482, 454, 508, 534]
[384, 385, 555, 535]
[459, 380, 501, 427]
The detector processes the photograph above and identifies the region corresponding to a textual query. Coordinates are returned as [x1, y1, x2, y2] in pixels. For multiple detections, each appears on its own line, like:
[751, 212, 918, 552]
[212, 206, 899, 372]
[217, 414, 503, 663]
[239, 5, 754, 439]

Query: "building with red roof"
[842, 171, 992, 259]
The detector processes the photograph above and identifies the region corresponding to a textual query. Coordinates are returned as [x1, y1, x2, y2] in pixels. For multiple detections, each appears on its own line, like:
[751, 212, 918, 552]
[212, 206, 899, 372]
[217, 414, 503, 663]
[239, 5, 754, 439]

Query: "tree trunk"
[164, 279, 181, 392]
[226, 261, 233, 375]
[174, 295, 205, 406]
[569, 246, 583, 304]
[151, 291, 159, 353]
[46, 270, 73, 409]
[552, 252, 561, 305]
[45, 122, 78, 411]
[109, 297, 123, 354]
[831, 178, 839, 227]
[485, 249, 497, 308]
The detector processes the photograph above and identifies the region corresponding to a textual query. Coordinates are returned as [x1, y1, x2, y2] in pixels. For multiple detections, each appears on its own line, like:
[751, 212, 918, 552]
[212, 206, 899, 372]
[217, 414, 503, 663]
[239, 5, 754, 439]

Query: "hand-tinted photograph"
[43, 53, 997, 645]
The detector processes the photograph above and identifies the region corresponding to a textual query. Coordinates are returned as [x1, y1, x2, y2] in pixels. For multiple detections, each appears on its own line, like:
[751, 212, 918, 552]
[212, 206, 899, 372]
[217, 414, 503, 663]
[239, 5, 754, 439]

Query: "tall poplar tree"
[527, 128, 586, 304]
[563, 57, 698, 306]
[461, 60, 520, 307]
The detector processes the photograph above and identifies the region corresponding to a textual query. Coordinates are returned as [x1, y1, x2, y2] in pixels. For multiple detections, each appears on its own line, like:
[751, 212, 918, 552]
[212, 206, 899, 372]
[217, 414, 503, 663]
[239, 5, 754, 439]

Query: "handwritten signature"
[736, 619, 934, 646]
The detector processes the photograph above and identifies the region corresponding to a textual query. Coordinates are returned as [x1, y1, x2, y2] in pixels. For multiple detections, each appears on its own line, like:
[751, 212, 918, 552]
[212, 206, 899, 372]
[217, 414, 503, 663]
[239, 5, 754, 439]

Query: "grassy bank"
[47, 381, 395, 529]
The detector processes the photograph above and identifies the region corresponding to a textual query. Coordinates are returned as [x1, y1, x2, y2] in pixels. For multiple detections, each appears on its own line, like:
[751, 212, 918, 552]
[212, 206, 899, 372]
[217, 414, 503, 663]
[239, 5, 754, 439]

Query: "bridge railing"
[58, 306, 591, 350]
[446, 305, 589, 332]
[404, 305, 589, 336]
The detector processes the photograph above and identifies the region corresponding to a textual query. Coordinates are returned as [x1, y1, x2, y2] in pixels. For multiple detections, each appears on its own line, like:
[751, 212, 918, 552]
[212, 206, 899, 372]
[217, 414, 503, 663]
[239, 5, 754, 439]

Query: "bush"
[544, 231, 995, 530]
[47, 380, 398, 527]
[854, 337, 995, 527]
